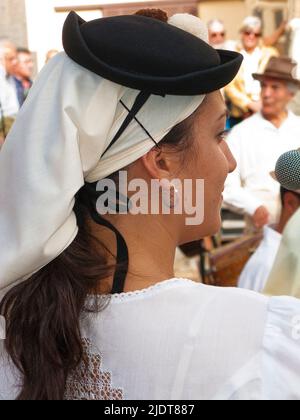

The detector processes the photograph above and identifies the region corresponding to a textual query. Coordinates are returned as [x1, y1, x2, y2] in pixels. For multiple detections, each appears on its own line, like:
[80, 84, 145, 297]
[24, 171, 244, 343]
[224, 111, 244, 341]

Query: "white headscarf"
[0, 51, 205, 292]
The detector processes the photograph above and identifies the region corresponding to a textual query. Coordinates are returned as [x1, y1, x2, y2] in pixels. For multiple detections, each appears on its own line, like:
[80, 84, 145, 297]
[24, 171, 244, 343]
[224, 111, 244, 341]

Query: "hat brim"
[253, 72, 300, 87]
[270, 171, 300, 193]
[270, 171, 278, 182]
[63, 11, 243, 96]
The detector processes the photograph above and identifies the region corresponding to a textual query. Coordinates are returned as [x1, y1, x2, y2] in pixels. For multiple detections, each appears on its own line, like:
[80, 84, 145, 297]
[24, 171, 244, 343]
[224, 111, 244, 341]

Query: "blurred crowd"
[0, 15, 293, 141]
[0, 39, 58, 146]
[207, 15, 300, 294]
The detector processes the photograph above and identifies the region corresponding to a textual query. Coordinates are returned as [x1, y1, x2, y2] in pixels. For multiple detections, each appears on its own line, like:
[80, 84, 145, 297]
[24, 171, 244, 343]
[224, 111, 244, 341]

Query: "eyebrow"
[217, 110, 229, 121]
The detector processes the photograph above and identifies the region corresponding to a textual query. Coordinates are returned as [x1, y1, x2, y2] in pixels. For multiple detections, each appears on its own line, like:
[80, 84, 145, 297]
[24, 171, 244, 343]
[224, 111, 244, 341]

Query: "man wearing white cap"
[238, 149, 300, 293]
[225, 16, 278, 126]
[224, 57, 300, 229]
[207, 19, 236, 50]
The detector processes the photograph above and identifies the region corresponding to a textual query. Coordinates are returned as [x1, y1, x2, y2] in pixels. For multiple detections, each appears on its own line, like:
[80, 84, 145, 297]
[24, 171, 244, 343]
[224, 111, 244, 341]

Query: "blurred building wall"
[0, 0, 28, 47]
[198, 1, 247, 40]
[0, 0, 295, 72]
[288, 0, 300, 114]
[25, 0, 201, 70]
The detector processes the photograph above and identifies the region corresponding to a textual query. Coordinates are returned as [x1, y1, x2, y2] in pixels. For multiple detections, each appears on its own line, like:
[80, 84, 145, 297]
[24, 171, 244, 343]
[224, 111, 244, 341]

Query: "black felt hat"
[63, 11, 242, 96]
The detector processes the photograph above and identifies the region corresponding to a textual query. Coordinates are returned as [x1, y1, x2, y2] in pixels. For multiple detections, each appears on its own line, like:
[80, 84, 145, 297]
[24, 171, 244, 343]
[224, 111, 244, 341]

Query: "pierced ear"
[141, 147, 171, 179]
[285, 192, 300, 213]
[289, 91, 296, 99]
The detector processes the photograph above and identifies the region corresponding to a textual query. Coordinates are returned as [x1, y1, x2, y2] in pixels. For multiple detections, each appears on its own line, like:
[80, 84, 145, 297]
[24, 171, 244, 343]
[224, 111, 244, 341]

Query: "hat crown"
[253, 56, 300, 87]
[63, 11, 243, 95]
[265, 56, 297, 79]
[275, 149, 300, 192]
[80, 15, 219, 78]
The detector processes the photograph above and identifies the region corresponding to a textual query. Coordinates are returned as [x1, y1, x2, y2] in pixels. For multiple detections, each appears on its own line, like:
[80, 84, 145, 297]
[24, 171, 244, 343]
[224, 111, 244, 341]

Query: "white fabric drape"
[238, 226, 282, 293]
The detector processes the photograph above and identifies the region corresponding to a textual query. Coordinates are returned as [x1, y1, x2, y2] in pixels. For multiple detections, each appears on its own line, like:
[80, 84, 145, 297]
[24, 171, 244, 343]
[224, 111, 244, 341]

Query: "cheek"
[278, 93, 289, 105]
[201, 142, 228, 183]
[184, 132, 229, 193]
[190, 142, 228, 203]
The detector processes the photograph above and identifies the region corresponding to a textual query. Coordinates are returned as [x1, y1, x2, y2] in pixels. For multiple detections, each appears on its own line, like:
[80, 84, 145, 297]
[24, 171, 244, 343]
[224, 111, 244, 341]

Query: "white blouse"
[238, 226, 282, 293]
[1, 278, 300, 400]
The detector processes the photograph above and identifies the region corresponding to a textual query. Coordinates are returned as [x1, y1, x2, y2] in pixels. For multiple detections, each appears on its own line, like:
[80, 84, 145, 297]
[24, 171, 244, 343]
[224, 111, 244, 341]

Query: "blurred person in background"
[208, 17, 287, 51]
[264, 207, 300, 298]
[13, 48, 34, 107]
[223, 57, 300, 231]
[263, 149, 300, 299]
[238, 179, 300, 293]
[208, 19, 236, 50]
[0, 39, 19, 140]
[224, 16, 278, 127]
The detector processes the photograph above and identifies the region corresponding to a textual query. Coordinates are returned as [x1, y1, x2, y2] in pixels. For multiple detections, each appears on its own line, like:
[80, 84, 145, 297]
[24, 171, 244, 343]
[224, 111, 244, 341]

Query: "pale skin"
[90, 91, 237, 294]
[0, 43, 18, 76]
[209, 28, 226, 48]
[241, 28, 262, 54]
[15, 52, 34, 82]
[252, 78, 296, 229]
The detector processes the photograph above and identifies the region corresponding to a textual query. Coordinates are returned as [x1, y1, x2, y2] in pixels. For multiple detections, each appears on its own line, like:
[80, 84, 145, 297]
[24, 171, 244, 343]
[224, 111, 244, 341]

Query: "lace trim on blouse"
[64, 338, 124, 400]
[91, 278, 195, 303]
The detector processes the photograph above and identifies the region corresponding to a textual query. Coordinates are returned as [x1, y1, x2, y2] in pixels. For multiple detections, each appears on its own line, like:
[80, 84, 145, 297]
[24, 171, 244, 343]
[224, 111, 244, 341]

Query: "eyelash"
[217, 129, 230, 142]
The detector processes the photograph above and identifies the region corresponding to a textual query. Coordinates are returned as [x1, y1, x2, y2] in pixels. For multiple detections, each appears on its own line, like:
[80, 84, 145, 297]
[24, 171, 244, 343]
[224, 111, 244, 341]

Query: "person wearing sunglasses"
[208, 19, 236, 51]
[225, 16, 279, 127]
[208, 19, 226, 48]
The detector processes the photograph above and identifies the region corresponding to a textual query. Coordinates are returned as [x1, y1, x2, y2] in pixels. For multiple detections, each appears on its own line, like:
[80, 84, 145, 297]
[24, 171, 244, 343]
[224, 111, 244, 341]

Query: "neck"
[276, 211, 289, 234]
[90, 213, 178, 294]
[16, 75, 31, 86]
[244, 46, 256, 54]
[262, 109, 288, 128]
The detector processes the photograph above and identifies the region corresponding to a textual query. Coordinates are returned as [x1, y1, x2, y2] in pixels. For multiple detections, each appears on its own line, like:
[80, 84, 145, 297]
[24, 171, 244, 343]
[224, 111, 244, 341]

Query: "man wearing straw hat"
[224, 56, 300, 230]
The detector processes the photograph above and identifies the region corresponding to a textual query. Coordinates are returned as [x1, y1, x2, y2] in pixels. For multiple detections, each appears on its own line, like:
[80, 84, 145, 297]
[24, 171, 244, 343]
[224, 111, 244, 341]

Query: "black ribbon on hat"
[90, 208, 129, 295]
[101, 91, 160, 158]
[99, 90, 162, 293]
[79, 181, 131, 294]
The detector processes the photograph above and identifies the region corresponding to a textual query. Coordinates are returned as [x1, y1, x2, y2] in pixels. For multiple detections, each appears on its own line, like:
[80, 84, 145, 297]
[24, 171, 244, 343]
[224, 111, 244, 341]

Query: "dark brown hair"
[0, 105, 200, 400]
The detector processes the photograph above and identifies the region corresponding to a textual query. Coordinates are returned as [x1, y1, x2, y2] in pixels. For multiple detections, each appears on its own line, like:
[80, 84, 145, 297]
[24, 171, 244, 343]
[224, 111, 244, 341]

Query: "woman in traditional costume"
[0, 10, 300, 400]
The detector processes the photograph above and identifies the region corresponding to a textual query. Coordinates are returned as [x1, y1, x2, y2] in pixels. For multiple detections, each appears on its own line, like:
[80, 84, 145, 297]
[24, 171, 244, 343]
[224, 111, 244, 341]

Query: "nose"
[223, 141, 237, 173]
[262, 86, 272, 99]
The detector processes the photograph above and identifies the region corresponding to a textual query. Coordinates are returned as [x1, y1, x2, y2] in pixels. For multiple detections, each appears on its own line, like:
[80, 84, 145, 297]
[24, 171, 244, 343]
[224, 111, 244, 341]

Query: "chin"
[262, 107, 274, 116]
[181, 215, 222, 244]
[202, 218, 222, 237]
